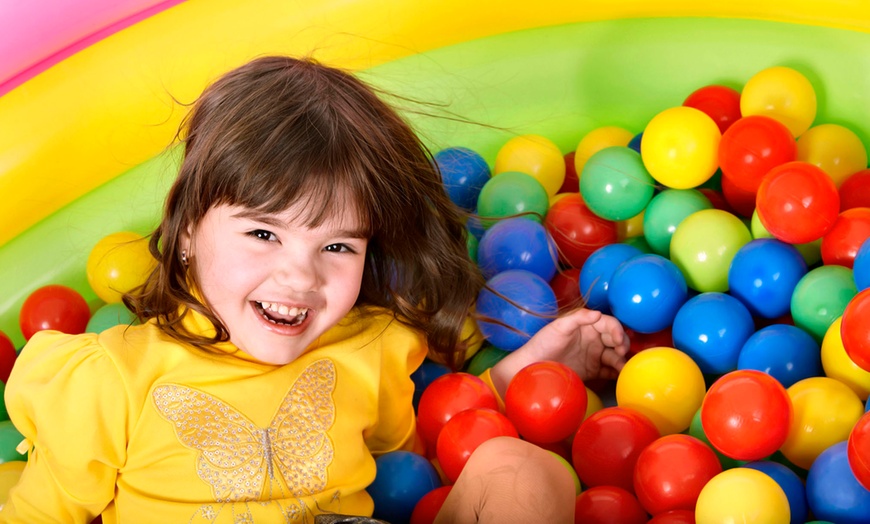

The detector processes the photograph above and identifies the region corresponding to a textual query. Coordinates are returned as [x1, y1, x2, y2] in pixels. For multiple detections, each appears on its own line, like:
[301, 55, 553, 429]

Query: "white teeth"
[258, 301, 309, 317]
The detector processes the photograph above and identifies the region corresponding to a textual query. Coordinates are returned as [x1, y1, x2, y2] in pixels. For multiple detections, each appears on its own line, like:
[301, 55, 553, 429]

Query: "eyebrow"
[231, 209, 370, 239]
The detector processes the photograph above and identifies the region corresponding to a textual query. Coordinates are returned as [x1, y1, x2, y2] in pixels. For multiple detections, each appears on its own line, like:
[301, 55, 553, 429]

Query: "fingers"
[601, 347, 627, 372]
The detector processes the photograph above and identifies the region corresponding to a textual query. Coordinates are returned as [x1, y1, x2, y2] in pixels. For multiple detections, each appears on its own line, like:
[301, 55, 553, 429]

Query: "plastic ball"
[411, 361, 451, 412]
[750, 209, 822, 266]
[721, 172, 758, 218]
[463, 345, 509, 376]
[86, 231, 156, 304]
[670, 208, 752, 292]
[0, 332, 16, 384]
[560, 152, 579, 193]
[368, 450, 441, 524]
[718, 115, 797, 194]
[701, 370, 793, 461]
[607, 254, 688, 334]
[505, 361, 587, 444]
[544, 193, 618, 268]
[475, 270, 558, 351]
[571, 406, 660, 492]
[823, 317, 870, 400]
[855, 237, 870, 291]
[476, 171, 550, 228]
[579, 146, 655, 221]
[647, 510, 695, 524]
[806, 441, 870, 524]
[633, 434, 722, 515]
[0, 421, 25, 463]
[840, 169, 870, 211]
[683, 84, 742, 134]
[615, 347, 706, 435]
[625, 327, 673, 357]
[740, 66, 817, 138]
[617, 209, 645, 240]
[85, 302, 139, 335]
[574, 126, 634, 177]
[728, 238, 808, 319]
[19, 284, 91, 341]
[435, 408, 518, 483]
[848, 411, 870, 491]
[627, 132, 643, 153]
[791, 265, 857, 342]
[672, 292, 755, 375]
[688, 408, 745, 470]
[416, 373, 499, 449]
[574, 486, 649, 524]
[434, 147, 490, 212]
[756, 161, 840, 244]
[477, 217, 558, 281]
[797, 123, 868, 188]
[843, 288, 870, 373]
[494, 134, 565, 197]
[744, 461, 809, 524]
[780, 377, 864, 470]
[550, 268, 582, 312]
[642, 189, 713, 256]
[410, 485, 452, 524]
[695, 468, 791, 524]
[738, 324, 822, 389]
[578, 243, 643, 314]
[822, 207, 870, 268]
[641, 106, 721, 189]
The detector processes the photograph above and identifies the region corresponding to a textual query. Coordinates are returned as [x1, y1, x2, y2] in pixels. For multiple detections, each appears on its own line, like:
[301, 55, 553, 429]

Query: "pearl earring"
[181, 250, 189, 266]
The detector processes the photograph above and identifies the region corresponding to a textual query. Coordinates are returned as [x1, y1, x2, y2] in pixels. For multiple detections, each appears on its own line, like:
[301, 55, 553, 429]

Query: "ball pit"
[695, 467, 791, 524]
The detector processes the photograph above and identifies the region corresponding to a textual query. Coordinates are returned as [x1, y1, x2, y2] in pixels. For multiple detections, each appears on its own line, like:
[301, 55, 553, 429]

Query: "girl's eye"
[324, 243, 355, 254]
[248, 229, 277, 242]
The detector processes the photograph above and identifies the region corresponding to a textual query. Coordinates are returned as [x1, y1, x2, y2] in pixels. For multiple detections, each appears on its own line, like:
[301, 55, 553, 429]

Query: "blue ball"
[411, 361, 451, 412]
[672, 292, 755, 375]
[855, 237, 870, 291]
[806, 442, 870, 524]
[434, 147, 491, 211]
[476, 270, 558, 351]
[579, 243, 642, 314]
[744, 461, 809, 524]
[607, 254, 688, 333]
[369, 450, 441, 523]
[477, 217, 558, 281]
[628, 132, 643, 153]
[728, 239, 808, 319]
[737, 324, 822, 389]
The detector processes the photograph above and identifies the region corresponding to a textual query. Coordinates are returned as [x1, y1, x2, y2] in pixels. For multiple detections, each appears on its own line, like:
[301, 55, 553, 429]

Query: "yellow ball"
[615, 347, 706, 435]
[641, 107, 721, 189]
[574, 126, 634, 177]
[740, 66, 817, 138]
[584, 387, 604, 421]
[617, 210, 645, 240]
[796, 123, 868, 188]
[822, 316, 870, 400]
[494, 134, 565, 197]
[86, 231, 156, 304]
[695, 468, 791, 524]
[779, 376, 864, 470]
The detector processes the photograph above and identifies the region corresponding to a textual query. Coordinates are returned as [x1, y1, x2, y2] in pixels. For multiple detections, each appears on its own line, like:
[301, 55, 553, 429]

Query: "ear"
[179, 223, 194, 258]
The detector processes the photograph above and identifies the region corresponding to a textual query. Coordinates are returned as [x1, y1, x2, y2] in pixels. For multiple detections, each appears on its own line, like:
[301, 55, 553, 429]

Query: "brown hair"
[125, 55, 484, 369]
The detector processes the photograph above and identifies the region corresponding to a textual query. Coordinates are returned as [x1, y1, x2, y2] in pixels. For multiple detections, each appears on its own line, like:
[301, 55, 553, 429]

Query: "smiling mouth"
[255, 301, 310, 327]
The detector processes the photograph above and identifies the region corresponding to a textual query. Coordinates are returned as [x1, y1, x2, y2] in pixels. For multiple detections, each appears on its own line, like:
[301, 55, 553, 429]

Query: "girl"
[1, 56, 628, 523]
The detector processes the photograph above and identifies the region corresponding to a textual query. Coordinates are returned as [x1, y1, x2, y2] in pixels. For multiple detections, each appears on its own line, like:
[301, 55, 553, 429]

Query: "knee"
[466, 437, 574, 498]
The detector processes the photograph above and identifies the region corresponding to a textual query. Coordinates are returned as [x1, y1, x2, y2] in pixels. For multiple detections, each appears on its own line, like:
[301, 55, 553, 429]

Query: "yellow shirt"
[0, 307, 427, 523]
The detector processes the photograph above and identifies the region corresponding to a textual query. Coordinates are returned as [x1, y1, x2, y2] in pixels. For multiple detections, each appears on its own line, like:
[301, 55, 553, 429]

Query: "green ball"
[622, 235, 654, 254]
[750, 210, 822, 267]
[670, 209, 752, 292]
[464, 345, 510, 376]
[86, 302, 139, 334]
[476, 171, 549, 228]
[790, 265, 857, 342]
[643, 189, 713, 256]
[0, 421, 25, 463]
[466, 233, 479, 262]
[580, 146, 655, 221]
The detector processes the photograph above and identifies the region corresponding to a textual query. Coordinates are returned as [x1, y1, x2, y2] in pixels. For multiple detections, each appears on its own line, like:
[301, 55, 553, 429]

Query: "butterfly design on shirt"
[152, 358, 336, 503]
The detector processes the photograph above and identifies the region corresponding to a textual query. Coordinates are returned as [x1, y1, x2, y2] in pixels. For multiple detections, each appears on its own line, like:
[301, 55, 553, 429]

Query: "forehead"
[214, 199, 367, 234]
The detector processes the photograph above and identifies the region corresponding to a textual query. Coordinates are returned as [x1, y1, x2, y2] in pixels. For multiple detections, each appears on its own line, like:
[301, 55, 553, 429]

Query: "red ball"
[625, 327, 673, 357]
[574, 486, 649, 524]
[840, 169, 870, 211]
[550, 268, 582, 312]
[847, 410, 870, 491]
[0, 331, 17, 384]
[435, 408, 518, 483]
[647, 510, 696, 524]
[756, 161, 840, 244]
[698, 188, 738, 215]
[683, 84, 742, 134]
[416, 373, 499, 450]
[560, 151, 580, 193]
[571, 406, 660, 493]
[633, 434, 722, 515]
[545, 193, 618, 269]
[821, 207, 870, 268]
[505, 361, 587, 444]
[718, 115, 797, 194]
[720, 174, 757, 218]
[410, 485, 452, 524]
[19, 284, 91, 341]
[700, 369, 793, 461]
[842, 288, 870, 373]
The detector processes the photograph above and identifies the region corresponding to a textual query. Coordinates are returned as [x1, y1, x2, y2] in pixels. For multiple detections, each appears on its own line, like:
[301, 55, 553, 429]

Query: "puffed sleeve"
[363, 321, 428, 456]
[0, 331, 129, 523]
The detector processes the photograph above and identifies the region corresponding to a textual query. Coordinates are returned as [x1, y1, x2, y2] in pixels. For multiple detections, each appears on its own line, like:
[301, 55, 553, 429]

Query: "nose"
[272, 250, 321, 292]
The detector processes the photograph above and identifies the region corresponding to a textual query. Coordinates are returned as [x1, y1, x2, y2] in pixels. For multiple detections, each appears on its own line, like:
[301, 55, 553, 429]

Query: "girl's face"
[184, 202, 369, 364]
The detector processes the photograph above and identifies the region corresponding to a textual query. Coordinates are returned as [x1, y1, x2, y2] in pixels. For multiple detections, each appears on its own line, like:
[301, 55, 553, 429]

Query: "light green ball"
[670, 209, 752, 292]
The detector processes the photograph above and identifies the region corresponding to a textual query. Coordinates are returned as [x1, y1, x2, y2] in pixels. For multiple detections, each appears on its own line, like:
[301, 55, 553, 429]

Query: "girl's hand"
[489, 308, 630, 398]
